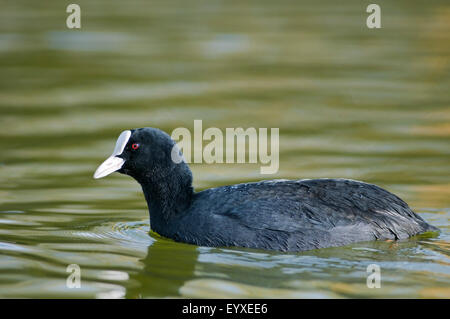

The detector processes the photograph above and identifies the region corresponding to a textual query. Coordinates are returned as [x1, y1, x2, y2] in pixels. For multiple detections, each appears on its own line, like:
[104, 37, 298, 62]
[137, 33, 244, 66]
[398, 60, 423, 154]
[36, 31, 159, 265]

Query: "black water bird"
[94, 128, 438, 252]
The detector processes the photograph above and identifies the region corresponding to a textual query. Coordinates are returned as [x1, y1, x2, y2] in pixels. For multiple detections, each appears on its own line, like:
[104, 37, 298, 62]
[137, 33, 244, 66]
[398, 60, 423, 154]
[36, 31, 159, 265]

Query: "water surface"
[0, 0, 449, 298]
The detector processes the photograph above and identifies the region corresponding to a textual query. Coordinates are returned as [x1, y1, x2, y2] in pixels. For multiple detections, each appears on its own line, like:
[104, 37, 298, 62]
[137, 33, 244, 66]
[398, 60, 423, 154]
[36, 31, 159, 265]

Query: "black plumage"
[95, 127, 438, 252]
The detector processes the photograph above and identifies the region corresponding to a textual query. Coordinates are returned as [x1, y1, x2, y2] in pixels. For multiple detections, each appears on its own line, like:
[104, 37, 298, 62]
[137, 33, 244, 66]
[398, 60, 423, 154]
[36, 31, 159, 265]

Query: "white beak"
[93, 130, 131, 179]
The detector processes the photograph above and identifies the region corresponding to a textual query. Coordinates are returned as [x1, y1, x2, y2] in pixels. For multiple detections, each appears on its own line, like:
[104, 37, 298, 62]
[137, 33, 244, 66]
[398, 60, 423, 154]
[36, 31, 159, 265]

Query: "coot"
[94, 128, 438, 252]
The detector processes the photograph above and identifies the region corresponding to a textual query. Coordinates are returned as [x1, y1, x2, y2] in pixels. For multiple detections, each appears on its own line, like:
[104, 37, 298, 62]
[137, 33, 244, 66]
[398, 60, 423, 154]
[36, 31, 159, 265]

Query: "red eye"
[131, 143, 140, 150]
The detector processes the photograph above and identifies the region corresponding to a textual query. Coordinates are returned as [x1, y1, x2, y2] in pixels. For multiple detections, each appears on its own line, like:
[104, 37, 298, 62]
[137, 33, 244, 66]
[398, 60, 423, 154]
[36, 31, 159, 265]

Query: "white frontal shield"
[93, 130, 131, 179]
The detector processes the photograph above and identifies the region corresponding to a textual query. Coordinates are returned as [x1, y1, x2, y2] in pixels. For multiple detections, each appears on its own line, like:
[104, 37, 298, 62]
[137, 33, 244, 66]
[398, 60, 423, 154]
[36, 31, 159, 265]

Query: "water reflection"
[127, 238, 199, 298]
[124, 229, 448, 298]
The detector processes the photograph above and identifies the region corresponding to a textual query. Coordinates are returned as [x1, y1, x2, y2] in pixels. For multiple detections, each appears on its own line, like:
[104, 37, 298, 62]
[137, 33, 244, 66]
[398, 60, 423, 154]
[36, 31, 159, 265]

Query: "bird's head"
[93, 127, 188, 185]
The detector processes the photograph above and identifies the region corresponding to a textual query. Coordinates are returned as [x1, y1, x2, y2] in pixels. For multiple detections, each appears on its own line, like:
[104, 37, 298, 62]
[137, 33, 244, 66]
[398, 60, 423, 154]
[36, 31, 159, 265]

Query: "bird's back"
[172, 179, 437, 251]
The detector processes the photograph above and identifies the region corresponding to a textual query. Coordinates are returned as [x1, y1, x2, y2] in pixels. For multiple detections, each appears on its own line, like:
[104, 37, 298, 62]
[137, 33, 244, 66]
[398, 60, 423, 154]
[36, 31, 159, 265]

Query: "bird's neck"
[139, 166, 194, 235]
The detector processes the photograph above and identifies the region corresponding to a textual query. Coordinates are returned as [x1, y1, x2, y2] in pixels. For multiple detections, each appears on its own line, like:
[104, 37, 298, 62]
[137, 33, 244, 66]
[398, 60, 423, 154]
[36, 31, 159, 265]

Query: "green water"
[0, 0, 449, 298]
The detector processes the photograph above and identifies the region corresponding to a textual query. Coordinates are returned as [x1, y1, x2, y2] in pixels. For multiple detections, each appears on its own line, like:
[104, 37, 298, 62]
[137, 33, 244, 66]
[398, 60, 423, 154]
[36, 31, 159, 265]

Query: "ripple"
[72, 220, 154, 249]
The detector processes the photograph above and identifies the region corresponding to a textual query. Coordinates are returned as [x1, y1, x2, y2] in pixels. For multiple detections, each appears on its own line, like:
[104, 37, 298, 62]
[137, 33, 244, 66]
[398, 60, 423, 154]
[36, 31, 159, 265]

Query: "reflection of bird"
[125, 238, 199, 298]
[94, 128, 439, 252]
